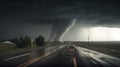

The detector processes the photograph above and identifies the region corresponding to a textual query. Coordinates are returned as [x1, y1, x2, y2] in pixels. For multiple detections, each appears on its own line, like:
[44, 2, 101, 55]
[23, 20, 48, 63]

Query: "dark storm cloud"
[0, 0, 120, 40]
[1, 0, 120, 25]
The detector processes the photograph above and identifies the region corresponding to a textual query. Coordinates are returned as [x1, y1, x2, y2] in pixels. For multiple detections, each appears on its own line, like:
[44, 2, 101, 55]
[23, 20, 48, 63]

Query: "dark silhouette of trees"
[35, 35, 45, 46]
[1, 35, 45, 48]
[23, 36, 31, 46]
[11, 36, 31, 48]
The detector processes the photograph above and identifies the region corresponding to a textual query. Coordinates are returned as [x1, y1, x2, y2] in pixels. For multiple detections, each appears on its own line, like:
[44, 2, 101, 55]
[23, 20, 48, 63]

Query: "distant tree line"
[0, 35, 45, 48]
[10, 36, 32, 48]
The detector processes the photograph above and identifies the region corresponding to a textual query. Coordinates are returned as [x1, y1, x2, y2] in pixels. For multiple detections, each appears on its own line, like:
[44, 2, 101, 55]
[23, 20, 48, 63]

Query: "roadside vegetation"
[0, 35, 45, 53]
[0, 42, 15, 52]
[35, 35, 45, 46]
[10, 36, 32, 48]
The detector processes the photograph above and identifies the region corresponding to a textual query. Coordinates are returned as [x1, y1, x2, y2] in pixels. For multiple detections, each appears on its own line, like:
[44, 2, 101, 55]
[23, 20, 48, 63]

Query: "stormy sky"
[0, 0, 120, 41]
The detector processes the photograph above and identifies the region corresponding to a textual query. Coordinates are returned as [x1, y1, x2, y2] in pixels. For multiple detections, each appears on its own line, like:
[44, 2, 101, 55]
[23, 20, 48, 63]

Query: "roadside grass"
[0, 42, 33, 55]
[0, 42, 16, 52]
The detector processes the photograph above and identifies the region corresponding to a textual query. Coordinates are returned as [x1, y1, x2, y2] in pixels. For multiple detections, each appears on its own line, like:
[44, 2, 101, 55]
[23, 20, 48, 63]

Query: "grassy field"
[75, 41, 120, 58]
[0, 42, 33, 55]
[0, 42, 16, 51]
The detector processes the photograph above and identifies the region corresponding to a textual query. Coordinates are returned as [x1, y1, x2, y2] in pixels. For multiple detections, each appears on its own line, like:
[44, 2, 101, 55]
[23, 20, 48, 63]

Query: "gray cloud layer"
[0, 0, 120, 40]
[0, 0, 120, 26]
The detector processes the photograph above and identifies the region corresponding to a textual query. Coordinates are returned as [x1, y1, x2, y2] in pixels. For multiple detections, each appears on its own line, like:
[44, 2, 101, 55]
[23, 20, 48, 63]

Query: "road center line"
[18, 46, 64, 67]
[18, 50, 58, 67]
[73, 57, 77, 67]
[3, 53, 31, 61]
[18, 52, 51, 67]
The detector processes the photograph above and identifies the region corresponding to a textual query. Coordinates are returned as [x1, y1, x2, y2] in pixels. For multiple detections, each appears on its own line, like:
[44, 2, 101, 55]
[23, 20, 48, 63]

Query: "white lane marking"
[89, 53, 111, 66]
[62, 46, 68, 54]
[75, 46, 120, 66]
[90, 59, 98, 64]
[3, 53, 31, 61]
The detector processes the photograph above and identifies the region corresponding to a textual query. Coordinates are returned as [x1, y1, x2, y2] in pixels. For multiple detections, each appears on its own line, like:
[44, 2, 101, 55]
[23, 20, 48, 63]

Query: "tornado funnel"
[49, 19, 77, 41]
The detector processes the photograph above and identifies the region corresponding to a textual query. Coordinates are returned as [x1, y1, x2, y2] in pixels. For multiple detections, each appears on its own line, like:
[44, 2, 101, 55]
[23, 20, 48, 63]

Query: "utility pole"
[87, 28, 90, 56]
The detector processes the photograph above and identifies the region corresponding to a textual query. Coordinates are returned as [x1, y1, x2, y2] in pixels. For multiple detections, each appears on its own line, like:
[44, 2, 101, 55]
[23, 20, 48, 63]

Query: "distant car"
[69, 45, 75, 52]
[69, 45, 74, 49]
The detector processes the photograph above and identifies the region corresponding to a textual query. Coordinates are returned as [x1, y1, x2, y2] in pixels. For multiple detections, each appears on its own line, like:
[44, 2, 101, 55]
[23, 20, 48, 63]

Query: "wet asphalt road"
[0, 45, 120, 67]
